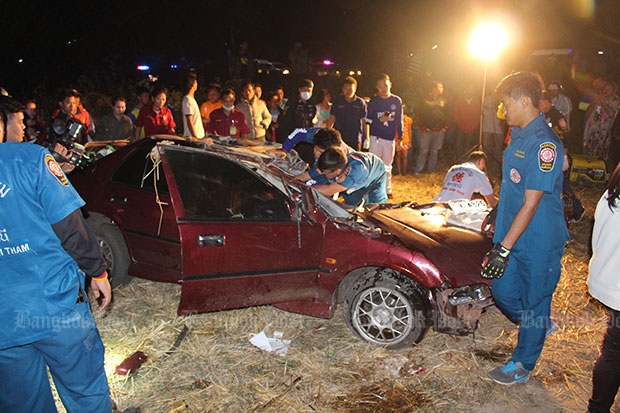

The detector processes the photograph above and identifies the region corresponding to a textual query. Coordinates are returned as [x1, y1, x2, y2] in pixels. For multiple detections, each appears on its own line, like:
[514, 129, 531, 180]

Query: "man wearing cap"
[547, 81, 572, 132]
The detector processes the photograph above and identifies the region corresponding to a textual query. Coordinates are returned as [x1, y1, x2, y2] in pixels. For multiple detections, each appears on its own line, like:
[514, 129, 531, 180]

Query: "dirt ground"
[68, 159, 612, 412]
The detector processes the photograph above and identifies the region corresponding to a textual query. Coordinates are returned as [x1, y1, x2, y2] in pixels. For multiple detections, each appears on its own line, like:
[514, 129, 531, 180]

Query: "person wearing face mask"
[278, 79, 317, 165]
[205, 89, 250, 139]
[134, 87, 176, 139]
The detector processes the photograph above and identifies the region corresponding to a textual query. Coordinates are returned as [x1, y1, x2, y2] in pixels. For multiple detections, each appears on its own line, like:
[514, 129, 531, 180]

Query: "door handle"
[198, 234, 225, 247]
[110, 195, 127, 205]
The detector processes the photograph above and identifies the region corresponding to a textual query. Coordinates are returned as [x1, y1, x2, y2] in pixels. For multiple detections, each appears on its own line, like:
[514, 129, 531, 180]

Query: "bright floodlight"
[469, 22, 508, 61]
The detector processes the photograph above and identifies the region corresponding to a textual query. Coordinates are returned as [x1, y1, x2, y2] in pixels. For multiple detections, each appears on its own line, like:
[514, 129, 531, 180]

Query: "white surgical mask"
[300, 91, 312, 101]
[223, 105, 234, 111]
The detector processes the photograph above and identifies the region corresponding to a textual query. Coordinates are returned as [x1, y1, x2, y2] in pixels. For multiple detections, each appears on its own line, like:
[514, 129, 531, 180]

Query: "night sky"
[2, 0, 619, 95]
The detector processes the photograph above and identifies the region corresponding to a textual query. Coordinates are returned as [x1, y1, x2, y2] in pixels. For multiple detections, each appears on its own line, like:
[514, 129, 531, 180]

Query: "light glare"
[469, 22, 508, 61]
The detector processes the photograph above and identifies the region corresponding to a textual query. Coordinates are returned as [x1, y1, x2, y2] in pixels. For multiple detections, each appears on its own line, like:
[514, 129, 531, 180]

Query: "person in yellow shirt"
[394, 108, 412, 175]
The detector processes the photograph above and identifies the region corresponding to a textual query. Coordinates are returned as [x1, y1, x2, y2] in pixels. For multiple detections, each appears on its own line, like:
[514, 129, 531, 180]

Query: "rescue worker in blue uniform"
[300, 145, 387, 206]
[286, 127, 352, 186]
[481, 72, 570, 386]
[0, 95, 112, 412]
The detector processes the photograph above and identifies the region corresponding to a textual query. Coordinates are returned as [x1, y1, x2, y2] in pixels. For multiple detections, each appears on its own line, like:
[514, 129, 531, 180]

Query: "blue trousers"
[0, 302, 110, 413]
[491, 247, 564, 371]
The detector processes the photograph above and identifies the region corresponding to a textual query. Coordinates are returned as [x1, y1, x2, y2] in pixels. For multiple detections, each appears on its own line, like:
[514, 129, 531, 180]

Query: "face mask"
[223, 105, 234, 111]
[300, 91, 312, 101]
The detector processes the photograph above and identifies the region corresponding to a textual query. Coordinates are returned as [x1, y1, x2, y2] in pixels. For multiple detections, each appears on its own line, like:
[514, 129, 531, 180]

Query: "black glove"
[481, 243, 511, 279]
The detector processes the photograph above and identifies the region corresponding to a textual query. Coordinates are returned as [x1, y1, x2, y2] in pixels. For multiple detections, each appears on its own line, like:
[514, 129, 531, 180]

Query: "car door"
[159, 146, 325, 314]
[104, 142, 181, 282]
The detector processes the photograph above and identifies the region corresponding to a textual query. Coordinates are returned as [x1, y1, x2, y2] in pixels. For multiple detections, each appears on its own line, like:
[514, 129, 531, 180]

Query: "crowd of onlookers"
[5, 41, 620, 195]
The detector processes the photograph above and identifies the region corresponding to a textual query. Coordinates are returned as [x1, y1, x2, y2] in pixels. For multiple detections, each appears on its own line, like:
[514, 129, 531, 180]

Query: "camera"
[43, 118, 93, 169]
[383, 111, 391, 118]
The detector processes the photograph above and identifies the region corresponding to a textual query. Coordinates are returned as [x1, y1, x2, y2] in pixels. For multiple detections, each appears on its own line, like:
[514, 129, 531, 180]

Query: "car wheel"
[92, 223, 131, 288]
[344, 270, 430, 349]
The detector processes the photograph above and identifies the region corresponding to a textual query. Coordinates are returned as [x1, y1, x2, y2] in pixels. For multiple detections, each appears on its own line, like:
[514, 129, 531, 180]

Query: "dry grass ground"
[73, 159, 610, 412]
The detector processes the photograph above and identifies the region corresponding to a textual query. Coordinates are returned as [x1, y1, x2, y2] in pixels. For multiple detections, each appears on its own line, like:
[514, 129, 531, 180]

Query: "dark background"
[2, 0, 620, 109]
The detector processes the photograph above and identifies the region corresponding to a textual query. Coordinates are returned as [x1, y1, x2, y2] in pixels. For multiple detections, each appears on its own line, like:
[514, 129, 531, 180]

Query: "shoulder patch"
[45, 154, 69, 186]
[538, 142, 557, 172]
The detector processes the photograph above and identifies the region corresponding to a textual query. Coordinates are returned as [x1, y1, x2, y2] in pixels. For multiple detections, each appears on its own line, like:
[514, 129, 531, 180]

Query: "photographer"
[1, 94, 112, 412]
[43, 116, 92, 174]
[50, 89, 94, 143]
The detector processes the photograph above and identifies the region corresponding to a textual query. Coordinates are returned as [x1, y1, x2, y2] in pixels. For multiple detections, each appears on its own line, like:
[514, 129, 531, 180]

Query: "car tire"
[344, 269, 431, 349]
[92, 223, 131, 288]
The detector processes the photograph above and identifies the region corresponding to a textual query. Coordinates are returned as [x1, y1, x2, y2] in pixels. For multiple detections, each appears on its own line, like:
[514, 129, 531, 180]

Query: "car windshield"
[251, 163, 353, 220]
[159, 142, 355, 222]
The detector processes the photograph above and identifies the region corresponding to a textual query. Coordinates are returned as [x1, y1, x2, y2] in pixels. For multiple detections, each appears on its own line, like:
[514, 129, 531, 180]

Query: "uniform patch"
[45, 154, 68, 186]
[510, 168, 521, 183]
[538, 142, 557, 172]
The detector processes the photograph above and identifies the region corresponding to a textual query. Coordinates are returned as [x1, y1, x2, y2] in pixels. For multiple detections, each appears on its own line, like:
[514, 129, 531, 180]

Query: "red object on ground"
[115, 351, 148, 375]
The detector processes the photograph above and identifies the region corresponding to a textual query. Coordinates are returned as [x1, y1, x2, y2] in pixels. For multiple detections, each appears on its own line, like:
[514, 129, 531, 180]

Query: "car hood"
[362, 203, 493, 288]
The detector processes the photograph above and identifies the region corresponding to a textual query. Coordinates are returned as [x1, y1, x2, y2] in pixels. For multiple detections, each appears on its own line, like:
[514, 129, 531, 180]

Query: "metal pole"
[478, 61, 488, 150]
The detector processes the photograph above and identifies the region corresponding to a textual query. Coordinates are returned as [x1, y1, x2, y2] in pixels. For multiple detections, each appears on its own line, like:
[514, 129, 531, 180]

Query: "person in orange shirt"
[200, 83, 223, 129]
[394, 107, 412, 175]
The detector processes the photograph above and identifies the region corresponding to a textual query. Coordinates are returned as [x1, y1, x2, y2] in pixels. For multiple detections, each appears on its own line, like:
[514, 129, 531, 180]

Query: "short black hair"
[313, 128, 342, 150]
[0, 95, 24, 142]
[112, 96, 126, 106]
[185, 73, 198, 94]
[0, 95, 25, 115]
[221, 88, 236, 99]
[317, 146, 347, 172]
[467, 151, 487, 163]
[376, 73, 391, 83]
[136, 86, 150, 97]
[299, 79, 314, 89]
[207, 83, 222, 93]
[495, 71, 544, 108]
[58, 88, 79, 103]
[343, 76, 357, 87]
[152, 87, 168, 98]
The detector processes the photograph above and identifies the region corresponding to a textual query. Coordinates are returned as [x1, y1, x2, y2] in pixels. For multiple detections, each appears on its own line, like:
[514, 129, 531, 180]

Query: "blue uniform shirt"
[366, 94, 404, 141]
[310, 151, 387, 206]
[493, 114, 570, 253]
[0, 143, 86, 349]
[282, 127, 321, 152]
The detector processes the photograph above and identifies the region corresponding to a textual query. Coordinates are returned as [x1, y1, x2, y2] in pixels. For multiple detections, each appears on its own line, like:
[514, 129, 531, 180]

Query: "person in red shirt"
[452, 83, 481, 161]
[205, 88, 249, 138]
[135, 87, 176, 139]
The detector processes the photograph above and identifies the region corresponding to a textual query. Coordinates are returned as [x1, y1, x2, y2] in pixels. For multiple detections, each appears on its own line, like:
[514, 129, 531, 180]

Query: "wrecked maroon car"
[71, 136, 494, 349]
